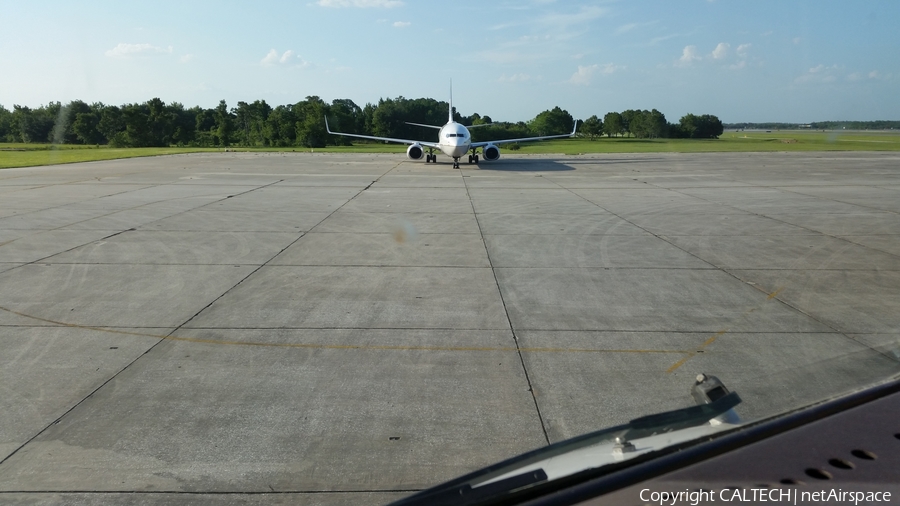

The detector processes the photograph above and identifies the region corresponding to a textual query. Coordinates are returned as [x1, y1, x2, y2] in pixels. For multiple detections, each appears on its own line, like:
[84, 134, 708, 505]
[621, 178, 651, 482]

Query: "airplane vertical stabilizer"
[449, 79, 453, 123]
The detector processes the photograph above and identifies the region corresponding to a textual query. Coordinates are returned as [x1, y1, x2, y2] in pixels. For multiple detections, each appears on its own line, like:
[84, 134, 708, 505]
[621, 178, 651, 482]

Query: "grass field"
[2, 130, 899, 169]
[0, 144, 222, 169]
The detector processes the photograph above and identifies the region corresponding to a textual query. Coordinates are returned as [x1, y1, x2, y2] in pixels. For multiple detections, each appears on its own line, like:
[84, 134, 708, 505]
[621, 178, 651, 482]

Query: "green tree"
[529, 106, 574, 136]
[264, 105, 296, 147]
[327, 98, 362, 146]
[602, 112, 624, 137]
[214, 100, 233, 146]
[97, 105, 124, 143]
[646, 109, 667, 138]
[620, 109, 639, 137]
[12, 103, 58, 143]
[294, 96, 329, 148]
[580, 115, 603, 140]
[0, 105, 13, 142]
[72, 109, 104, 144]
[678, 113, 724, 139]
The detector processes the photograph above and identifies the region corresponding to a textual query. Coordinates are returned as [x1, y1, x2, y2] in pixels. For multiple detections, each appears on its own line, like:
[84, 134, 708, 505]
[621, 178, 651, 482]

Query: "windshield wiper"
[423, 468, 549, 506]
[390, 374, 741, 506]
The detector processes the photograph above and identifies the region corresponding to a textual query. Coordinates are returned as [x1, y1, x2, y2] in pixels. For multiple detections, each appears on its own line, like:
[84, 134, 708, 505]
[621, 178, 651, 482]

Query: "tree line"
[0, 96, 722, 148]
[725, 121, 900, 131]
[578, 110, 724, 140]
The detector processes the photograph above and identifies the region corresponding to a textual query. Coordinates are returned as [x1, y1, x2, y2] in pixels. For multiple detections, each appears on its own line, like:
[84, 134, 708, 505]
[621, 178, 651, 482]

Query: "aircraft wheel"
[474, 154, 479, 163]
[467, 155, 473, 164]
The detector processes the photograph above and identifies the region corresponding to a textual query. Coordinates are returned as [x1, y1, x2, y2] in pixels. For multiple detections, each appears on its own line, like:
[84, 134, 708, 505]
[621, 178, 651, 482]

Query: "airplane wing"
[325, 117, 440, 148]
[470, 120, 579, 148]
[404, 122, 442, 130]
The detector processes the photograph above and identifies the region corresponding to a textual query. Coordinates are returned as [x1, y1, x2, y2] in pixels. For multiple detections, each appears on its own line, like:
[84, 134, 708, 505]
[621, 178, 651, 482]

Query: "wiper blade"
[417, 468, 548, 506]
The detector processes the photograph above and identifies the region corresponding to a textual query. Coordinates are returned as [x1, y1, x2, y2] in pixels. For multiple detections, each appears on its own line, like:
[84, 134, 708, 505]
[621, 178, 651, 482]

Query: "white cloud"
[538, 6, 607, 29]
[261, 49, 280, 66]
[846, 72, 863, 82]
[866, 70, 892, 80]
[180, 54, 194, 63]
[569, 63, 620, 85]
[794, 64, 842, 84]
[793, 37, 802, 45]
[729, 60, 747, 70]
[316, 0, 403, 7]
[261, 49, 309, 67]
[497, 73, 536, 82]
[569, 64, 597, 85]
[105, 43, 172, 58]
[677, 45, 701, 66]
[493, 5, 607, 34]
[736, 43, 751, 57]
[711, 42, 729, 59]
[600, 63, 624, 74]
[616, 23, 639, 35]
[392, 21, 410, 28]
[615, 20, 658, 36]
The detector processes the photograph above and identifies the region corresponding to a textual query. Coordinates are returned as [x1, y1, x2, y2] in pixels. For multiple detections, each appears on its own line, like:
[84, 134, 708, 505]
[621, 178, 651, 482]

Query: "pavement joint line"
[773, 185, 900, 217]
[0, 178, 307, 469]
[0, 322, 853, 334]
[462, 167, 552, 446]
[0, 179, 290, 274]
[0, 307, 692, 354]
[714, 184, 900, 260]
[540, 173, 810, 375]
[170, 166, 394, 332]
[652, 183, 900, 363]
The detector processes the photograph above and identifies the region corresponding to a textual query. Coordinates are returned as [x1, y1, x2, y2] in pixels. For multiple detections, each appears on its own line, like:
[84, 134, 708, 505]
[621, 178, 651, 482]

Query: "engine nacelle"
[482, 144, 500, 161]
[406, 143, 425, 160]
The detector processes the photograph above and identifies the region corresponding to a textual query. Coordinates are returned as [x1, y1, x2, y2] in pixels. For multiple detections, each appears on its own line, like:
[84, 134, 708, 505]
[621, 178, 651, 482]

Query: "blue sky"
[1, 0, 898, 123]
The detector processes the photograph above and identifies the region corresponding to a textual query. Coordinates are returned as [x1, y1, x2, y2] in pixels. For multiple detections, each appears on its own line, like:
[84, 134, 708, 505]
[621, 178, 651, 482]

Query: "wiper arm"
[624, 390, 741, 440]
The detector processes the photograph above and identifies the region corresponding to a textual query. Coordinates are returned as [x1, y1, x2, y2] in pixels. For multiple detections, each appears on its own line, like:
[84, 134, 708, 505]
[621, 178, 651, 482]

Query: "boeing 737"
[325, 90, 578, 169]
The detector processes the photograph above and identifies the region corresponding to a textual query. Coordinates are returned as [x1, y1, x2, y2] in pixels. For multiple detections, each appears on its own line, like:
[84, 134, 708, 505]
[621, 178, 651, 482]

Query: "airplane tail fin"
[448, 79, 453, 123]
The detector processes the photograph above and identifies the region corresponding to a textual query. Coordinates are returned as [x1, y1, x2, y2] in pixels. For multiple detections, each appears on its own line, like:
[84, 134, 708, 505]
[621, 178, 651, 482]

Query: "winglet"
[571, 120, 579, 136]
[324, 115, 332, 134]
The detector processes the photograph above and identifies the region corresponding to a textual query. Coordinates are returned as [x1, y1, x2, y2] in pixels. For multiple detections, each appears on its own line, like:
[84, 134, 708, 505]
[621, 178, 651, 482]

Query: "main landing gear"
[467, 148, 480, 165]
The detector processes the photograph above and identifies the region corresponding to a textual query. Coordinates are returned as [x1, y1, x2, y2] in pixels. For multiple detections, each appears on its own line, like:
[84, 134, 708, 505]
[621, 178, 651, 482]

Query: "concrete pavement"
[1, 151, 899, 505]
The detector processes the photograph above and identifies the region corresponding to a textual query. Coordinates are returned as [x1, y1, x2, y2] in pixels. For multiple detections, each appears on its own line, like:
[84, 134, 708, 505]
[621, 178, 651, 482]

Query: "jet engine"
[406, 143, 425, 160]
[482, 144, 500, 161]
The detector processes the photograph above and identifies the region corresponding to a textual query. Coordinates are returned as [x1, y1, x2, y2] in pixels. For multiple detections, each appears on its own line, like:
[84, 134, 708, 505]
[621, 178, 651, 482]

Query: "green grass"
[0, 144, 219, 169]
[499, 130, 900, 155]
[2, 130, 899, 169]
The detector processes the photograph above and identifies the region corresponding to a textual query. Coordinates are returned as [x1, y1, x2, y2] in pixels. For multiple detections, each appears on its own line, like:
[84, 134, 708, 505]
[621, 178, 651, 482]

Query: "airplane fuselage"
[437, 122, 471, 159]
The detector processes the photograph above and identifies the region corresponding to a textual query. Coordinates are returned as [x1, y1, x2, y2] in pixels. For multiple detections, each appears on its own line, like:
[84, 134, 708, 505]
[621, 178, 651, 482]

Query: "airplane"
[324, 87, 579, 169]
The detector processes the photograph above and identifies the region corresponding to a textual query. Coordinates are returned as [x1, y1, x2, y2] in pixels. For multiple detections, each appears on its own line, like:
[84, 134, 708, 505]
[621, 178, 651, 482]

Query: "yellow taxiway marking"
[666, 286, 786, 374]
[0, 305, 685, 355]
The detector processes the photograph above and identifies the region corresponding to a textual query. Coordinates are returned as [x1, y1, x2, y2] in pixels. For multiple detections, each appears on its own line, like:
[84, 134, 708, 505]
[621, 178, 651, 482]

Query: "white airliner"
[324, 90, 578, 169]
